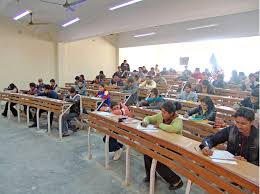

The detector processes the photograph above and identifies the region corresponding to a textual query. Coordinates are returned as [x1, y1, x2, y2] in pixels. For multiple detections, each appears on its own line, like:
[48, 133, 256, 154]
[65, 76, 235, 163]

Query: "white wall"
[0, 19, 57, 90]
[58, 37, 117, 87]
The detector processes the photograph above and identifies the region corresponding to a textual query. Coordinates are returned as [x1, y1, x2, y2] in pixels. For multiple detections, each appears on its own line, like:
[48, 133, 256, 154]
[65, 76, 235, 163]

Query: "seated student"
[212, 74, 226, 88]
[139, 76, 157, 89]
[168, 68, 177, 75]
[37, 78, 45, 93]
[110, 75, 124, 86]
[154, 73, 167, 85]
[134, 74, 142, 85]
[142, 66, 148, 74]
[122, 77, 138, 105]
[50, 79, 60, 92]
[91, 76, 101, 85]
[241, 73, 259, 91]
[200, 107, 259, 166]
[75, 76, 80, 85]
[192, 68, 203, 80]
[113, 66, 124, 78]
[234, 89, 259, 112]
[195, 80, 215, 94]
[137, 67, 145, 78]
[75, 80, 87, 96]
[23, 83, 38, 120]
[229, 70, 240, 85]
[98, 71, 106, 81]
[2, 83, 18, 117]
[29, 85, 59, 128]
[139, 88, 165, 109]
[79, 74, 86, 85]
[177, 83, 198, 102]
[161, 67, 168, 75]
[203, 68, 211, 78]
[96, 84, 111, 107]
[181, 65, 192, 80]
[147, 67, 156, 77]
[62, 87, 80, 137]
[141, 101, 183, 190]
[155, 64, 160, 74]
[185, 96, 216, 122]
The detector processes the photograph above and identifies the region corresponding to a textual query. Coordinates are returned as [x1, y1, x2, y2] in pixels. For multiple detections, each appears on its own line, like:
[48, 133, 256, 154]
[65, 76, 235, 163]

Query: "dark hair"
[29, 83, 36, 88]
[251, 89, 259, 98]
[202, 80, 210, 86]
[95, 76, 99, 79]
[128, 77, 135, 83]
[8, 83, 17, 90]
[69, 87, 76, 93]
[99, 83, 105, 88]
[151, 88, 159, 96]
[184, 83, 192, 89]
[161, 101, 182, 114]
[80, 74, 85, 79]
[200, 96, 215, 110]
[151, 67, 155, 70]
[50, 79, 55, 83]
[134, 74, 139, 80]
[75, 76, 80, 80]
[249, 73, 256, 78]
[44, 84, 52, 90]
[100, 71, 104, 74]
[234, 107, 255, 121]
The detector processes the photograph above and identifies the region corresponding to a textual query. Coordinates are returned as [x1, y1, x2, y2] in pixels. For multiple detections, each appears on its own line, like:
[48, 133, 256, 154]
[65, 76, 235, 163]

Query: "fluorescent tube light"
[186, 24, 218, 31]
[62, 17, 80, 27]
[109, 0, 143, 11]
[134, 32, 156, 38]
[13, 10, 31, 20]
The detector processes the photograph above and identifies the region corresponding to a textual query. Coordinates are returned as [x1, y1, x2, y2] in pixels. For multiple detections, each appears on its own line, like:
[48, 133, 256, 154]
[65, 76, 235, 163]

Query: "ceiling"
[0, 0, 258, 42]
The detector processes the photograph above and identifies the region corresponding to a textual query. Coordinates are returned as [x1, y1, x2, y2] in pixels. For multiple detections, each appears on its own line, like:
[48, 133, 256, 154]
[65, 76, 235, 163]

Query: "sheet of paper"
[212, 159, 237, 165]
[137, 124, 157, 131]
[96, 112, 112, 116]
[210, 150, 234, 160]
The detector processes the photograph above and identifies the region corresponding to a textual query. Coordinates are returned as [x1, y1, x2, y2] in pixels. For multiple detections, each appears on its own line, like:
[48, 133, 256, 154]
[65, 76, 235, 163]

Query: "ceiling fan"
[27, 12, 49, 26]
[40, 0, 87, 11]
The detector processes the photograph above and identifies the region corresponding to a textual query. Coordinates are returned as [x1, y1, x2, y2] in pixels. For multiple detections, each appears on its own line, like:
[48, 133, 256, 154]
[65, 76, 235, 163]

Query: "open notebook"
[137, 124, 159, 132]
[210, 150, 237, 165]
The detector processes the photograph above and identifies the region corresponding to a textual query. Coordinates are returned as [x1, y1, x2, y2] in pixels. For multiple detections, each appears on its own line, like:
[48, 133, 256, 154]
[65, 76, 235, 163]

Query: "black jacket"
[188, 105, 216, 121]
[65, 94, 80, 115]
[199, 125, 259, 166]
[240, 97, 259, 111]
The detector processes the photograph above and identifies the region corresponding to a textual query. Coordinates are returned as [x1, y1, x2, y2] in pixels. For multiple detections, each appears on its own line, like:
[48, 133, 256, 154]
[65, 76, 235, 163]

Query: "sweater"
[143, 113, 183, 134]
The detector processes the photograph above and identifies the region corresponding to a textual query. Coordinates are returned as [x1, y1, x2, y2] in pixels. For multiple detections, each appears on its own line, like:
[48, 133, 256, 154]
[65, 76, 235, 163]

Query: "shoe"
[1, 113, 7, 117]
[143, 177, 150, 183]
[62, 132, 70, 137]
[29, 123, 37, 128]
[113, 148, 123, 161]
[169, 180, 183, 190]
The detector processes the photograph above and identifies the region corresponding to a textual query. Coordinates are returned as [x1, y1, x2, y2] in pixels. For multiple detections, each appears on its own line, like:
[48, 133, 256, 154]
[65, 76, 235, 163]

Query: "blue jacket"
[38, 90, 59, 99]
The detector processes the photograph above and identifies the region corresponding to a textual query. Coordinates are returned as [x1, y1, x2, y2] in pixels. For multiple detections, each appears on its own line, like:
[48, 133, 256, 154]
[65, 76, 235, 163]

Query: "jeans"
[144, 154, 181, 184]
[102, 136, 123, 152]
[61, 112, 79, 133]
[32, 109, 54, 126]
[2, 102, 17, 117]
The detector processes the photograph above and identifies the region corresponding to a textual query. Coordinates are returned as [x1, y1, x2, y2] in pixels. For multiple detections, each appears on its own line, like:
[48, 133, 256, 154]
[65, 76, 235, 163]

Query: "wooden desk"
[215, 88, 250, 99]
[2, 93, 72, 140]
[138, 88, 151, 98]
[80, 96, 103, 112]
[65, 83, 75, 88]
[87, 112, 259, 194]
[198, 93, 241, 107]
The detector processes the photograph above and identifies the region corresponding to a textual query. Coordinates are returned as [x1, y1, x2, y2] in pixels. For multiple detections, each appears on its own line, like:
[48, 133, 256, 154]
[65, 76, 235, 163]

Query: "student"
[23, 83, 38, 120]
[141, 101, 183, 190]
[75, 80, 87, 96]
[91, 76, 101, 85]
[241, 73, 259, 91]
[96, 84, 111, 107]
[79, 74, 87, 85]
[235, 89, 259, 112]
[62, 87, 81, 137]
[37, 78, 45, 93]
[139, 76, 157, 89]
[120, 60, 130, 72]
[2, 83, 18, 117]
[229, 70, 240, 85]
[192, 68, 203, 80]
[98, 71, 106, 81]
[134, 74, 142, 85]
[75, 76, 80, 85]
[203, 68, 211, 78]
[113, 66, 124, 78]
[185, 96, 216, 121]
[137, 67, 145, 78]
[181, 65, 192, 80]
[200, 107, 259, 166]
[110, 75, 124, 86]
[177, 83, 198, 102]
[29, 85, 59, 128]
[195, 80, 215, 94]
[122, 77, 138, 105]
[139, 88, 165, 109]
[212, 74, 226, 88]
[161, 67, 168, 75]
[154, 73, 167, 85]
[142, 66, 148, 74]
[147, 67, 156, 77]
[50, 79, 60, 92]
[155, 64, 160, 74]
